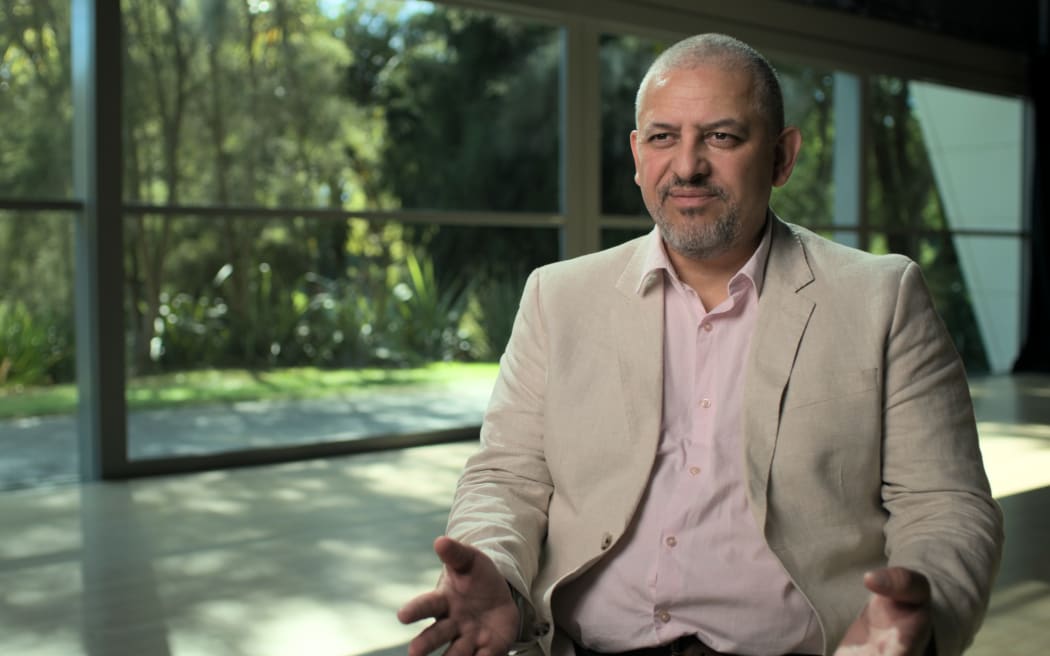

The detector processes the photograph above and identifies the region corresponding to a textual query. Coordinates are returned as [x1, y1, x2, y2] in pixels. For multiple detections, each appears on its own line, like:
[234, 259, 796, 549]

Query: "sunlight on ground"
[350, 442, 478, 503]
[978, 422, 1050, 498]
[968, 580, 1050, 655]
[2, 405, 1048, 656]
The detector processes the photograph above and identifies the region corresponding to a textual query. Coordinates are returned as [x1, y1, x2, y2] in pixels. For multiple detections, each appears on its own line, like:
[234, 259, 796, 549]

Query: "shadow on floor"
[994, 485, 1050, 589]
[354, 642, 410, 656]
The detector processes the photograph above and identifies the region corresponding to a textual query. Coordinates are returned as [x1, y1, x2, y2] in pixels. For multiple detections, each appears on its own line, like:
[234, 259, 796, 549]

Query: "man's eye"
[649, 133, 671, 142]
[706, 132, 739, 146]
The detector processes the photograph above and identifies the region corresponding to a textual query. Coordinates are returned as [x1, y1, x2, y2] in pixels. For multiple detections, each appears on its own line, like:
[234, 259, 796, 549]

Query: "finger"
[434, 536, 478, 575]
[398, 589, 450, 624]
[407, 618, 461, 656]
[442, 634, 485, 656]
[863, 567, 931, 605]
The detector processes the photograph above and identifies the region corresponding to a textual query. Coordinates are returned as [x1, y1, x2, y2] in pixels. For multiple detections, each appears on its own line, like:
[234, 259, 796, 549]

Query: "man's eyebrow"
[697, 118, 748, 133]
[641, 118, 750, 134]
[641, 121, 680, 133]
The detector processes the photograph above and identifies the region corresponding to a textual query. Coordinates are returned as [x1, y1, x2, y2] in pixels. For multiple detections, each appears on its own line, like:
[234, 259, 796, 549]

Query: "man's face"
[631, 63, 795, 263]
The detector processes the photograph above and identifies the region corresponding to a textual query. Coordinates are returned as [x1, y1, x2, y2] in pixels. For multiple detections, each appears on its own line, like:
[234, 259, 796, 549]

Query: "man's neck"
[667, 228, 764, 310]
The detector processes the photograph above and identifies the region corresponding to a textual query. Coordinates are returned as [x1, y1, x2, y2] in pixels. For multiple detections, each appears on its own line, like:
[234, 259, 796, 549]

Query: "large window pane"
[124, 214, 558, 459]
[907, 82, 1025, 232]
[122, 0, 561, 212]
[771, 64, 836, 228]
[0, 211, 78, 490]
[600, 33, 663, 217]
[867, 76, 1026, 373]
[0, 1, 73, 198]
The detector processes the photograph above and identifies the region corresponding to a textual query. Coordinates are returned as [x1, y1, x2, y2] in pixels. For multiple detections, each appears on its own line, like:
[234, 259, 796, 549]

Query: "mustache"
[659, 175, 728, 202]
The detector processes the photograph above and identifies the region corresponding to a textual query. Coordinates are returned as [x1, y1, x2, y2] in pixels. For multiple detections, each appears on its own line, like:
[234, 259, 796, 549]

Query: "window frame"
[0, 0, 1030, 483]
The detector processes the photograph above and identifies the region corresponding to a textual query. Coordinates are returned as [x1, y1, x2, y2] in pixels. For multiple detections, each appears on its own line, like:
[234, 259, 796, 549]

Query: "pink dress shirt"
[553, 220, 823, 655]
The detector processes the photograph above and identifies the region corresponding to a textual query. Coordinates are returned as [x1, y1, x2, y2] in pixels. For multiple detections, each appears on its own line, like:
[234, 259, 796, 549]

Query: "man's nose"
[672, 141, 711, 181]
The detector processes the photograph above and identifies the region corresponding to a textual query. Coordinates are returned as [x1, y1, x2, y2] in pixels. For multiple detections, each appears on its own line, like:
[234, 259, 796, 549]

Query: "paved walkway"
[0, 379, 495, 491]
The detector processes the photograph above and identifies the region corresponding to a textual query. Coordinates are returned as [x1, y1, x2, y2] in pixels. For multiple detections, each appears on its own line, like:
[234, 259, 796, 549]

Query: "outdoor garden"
[0, 0, 988, 427]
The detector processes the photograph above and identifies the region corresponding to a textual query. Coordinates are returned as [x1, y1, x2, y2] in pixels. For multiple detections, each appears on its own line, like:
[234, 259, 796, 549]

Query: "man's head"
[635, 34, 785, 137]
[630, 33, 801, 265]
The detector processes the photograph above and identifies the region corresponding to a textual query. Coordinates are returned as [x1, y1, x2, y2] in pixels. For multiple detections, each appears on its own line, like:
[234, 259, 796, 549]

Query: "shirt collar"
[635, 211, 773, 297]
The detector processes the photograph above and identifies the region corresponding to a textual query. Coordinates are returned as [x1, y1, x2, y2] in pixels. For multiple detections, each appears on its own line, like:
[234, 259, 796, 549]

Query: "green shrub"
[285, 272, 379, 368]
[384, 251, 474, 364]
[469, 271, 527, 360]
[0, 301, 74, 387]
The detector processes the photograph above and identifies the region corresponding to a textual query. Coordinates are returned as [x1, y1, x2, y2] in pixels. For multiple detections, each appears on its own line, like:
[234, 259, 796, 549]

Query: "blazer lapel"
[743, 218, 815, 532]
[612, 232, 664, 455]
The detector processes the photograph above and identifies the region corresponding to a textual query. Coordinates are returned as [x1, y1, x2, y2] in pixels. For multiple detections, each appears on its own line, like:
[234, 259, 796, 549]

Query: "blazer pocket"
[781, 367, 879, 411]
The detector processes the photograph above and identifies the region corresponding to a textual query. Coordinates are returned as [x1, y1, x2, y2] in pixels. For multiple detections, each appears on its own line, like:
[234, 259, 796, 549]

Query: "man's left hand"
[834, 567, 933, 656]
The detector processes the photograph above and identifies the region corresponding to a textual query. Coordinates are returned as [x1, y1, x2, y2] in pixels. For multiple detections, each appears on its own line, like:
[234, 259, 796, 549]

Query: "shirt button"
[600, 532, 613, 550]
[656, 610, 671, 623]
[665, 536, 677, 548]
[702, 322, 713, 332]
[689, 466, 701, 476]
[700, 398, 711, 408]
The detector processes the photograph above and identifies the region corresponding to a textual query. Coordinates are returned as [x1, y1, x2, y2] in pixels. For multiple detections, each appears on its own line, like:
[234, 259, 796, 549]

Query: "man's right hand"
[397, 536, 521, 656]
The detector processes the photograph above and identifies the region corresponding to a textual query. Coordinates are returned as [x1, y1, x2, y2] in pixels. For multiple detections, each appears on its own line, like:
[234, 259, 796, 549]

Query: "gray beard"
[654, 205, 740, 261]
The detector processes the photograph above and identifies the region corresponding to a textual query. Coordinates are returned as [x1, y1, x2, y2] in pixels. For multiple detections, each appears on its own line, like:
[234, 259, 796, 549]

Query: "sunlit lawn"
[0, 362, 500, 420]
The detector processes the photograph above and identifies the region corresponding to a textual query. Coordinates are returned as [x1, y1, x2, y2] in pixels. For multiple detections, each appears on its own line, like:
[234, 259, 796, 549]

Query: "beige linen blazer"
[447, 217, 1003, 656]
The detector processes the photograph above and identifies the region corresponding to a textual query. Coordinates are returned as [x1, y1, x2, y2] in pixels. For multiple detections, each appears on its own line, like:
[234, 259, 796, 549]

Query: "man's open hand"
[834, 567, 933, 656]
[397, 537, 520, 656]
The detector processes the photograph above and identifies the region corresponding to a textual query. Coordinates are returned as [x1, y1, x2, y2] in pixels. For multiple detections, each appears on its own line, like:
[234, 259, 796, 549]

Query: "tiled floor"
[0, 374, 1047, 655]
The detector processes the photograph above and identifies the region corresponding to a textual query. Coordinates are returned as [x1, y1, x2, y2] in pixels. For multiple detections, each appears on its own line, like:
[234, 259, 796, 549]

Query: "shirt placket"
[651, 286, 715, 641]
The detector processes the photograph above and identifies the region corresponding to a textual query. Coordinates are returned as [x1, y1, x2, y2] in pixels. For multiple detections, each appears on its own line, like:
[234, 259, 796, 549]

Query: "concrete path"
[0, 379, 494, 491]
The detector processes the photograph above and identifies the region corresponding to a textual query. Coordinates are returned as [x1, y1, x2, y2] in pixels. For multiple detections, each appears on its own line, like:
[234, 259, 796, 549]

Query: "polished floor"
[0, 374, 1047, 655]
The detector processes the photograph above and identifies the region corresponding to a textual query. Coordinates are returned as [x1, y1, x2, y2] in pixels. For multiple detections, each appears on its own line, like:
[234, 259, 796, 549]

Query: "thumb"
[863, 567, 931, 605]
[434, 536, 477, 575]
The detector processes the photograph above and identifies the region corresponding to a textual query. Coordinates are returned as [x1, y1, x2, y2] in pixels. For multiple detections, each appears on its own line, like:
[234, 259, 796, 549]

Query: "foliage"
[385, 250, 473, 363]
[465, 269, 528, 360]
[600, 33, 663, 216]
[0, 301, 73, 387]
[0, 0, 1000, 391]
[773, 64, 835, 225]
[285, 272, 379, 368]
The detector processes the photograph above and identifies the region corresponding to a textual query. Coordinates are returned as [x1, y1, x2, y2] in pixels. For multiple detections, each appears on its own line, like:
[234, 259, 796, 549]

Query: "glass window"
[121, 0, 561, 212]
[0, 1, 73, 198]
[124, 214, 558, 460]
[0, 211, 78, 490]
[772, 63, 836, 228]
[867, 76, 1026, 373]
[600, 33, 664, 217]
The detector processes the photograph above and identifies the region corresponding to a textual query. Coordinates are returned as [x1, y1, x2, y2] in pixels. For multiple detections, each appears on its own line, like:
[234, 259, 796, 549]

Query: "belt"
[574, 635, 811, 656]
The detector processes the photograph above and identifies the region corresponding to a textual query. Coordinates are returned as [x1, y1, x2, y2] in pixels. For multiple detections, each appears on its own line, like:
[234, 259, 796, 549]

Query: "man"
[398, 33, 1002, 656]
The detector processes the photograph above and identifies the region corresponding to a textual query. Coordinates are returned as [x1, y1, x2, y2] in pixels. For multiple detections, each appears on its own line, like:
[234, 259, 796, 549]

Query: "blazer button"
[533, 621, 552, 637]
[600, 532, 613, 550]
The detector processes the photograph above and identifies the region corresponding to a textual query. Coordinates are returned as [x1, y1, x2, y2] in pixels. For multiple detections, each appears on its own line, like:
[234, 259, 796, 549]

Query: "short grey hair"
[635, 33, 785, 136]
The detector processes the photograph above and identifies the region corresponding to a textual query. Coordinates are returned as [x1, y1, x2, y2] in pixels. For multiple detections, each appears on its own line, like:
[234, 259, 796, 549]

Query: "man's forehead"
[648, 63, 752, 94]
[640, 71, 755, 122]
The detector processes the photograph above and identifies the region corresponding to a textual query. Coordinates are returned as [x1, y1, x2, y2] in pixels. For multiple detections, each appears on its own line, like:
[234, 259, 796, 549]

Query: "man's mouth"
[663, 185, 724, 205]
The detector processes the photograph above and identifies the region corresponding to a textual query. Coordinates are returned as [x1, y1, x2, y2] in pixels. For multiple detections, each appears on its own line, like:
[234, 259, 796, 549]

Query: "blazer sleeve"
[445, 268, 554, 612]
[879, 261, 1004, 656]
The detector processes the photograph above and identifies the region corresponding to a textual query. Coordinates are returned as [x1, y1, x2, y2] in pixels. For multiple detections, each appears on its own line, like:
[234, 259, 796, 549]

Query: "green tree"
[0, 0, 75, 385]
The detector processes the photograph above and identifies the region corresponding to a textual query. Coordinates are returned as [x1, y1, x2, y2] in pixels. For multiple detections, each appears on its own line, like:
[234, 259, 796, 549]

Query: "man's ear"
[772, 126, 802, 188]
[630, 129, 641, 186]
